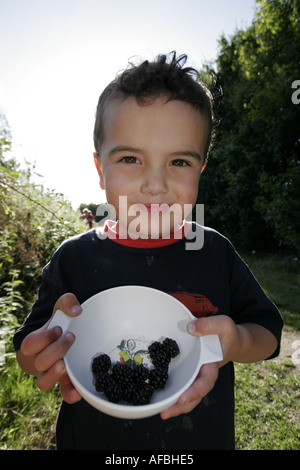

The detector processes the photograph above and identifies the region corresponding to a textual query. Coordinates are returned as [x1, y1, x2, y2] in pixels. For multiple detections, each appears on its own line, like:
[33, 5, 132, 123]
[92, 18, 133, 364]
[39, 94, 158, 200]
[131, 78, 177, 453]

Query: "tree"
[198, 0, 300, 252]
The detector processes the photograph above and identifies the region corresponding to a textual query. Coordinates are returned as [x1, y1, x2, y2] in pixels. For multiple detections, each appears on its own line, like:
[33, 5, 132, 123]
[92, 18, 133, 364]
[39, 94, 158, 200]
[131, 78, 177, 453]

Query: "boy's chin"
[119, 217, 182, 240]
[116, 200, 188, 239]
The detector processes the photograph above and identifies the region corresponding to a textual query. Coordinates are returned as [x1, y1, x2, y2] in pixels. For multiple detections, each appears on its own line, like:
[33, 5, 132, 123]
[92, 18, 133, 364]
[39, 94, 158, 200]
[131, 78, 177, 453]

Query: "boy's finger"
[178, 363, 218, 405]
[36, 359, 66, 391]
[161, 395, 202, 419]
[187, 315, 230, 337]
[53, 292, 82, 317]
[59, 371, 82, 404]
[20, 326, 62, 356]
[34, 331, 75, 372]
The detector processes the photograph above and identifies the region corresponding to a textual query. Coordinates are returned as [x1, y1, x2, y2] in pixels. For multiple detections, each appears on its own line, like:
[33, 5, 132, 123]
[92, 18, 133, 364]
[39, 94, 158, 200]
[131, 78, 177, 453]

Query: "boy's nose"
[140, 169, 168, 196]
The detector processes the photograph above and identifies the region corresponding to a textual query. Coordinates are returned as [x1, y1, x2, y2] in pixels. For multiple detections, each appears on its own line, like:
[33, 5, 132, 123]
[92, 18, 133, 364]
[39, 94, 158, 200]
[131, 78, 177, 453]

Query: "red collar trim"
[103, 220, 191, 248]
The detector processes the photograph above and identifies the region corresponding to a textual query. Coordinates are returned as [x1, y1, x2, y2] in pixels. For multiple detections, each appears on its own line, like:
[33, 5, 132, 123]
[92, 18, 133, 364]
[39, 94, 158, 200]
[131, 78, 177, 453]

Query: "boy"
[13, 52, 283, 450]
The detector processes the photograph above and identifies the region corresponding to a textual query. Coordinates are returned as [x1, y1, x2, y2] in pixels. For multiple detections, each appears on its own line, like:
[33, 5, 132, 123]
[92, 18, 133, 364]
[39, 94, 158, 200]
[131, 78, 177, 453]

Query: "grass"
[235, 361, 299, 450]
[0, 357, 61, 450]
[235, 251, 300, 449]
[0, 251, 299, 450]
[242, 251, 300, 330]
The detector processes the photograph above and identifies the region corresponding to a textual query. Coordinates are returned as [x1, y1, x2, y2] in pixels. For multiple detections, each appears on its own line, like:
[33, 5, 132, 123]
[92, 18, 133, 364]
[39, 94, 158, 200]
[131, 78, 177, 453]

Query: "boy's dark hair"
[94, 51, 214, 159]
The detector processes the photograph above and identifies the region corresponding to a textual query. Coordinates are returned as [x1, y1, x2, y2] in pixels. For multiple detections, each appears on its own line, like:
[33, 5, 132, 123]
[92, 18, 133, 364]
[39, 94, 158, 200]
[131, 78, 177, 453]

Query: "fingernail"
[187, 321, 196, 335]
[65, 332, 75, 343]
[71, 305, 82, 315]
[53, 326, 62, 337]
[187, 321, 203, 337]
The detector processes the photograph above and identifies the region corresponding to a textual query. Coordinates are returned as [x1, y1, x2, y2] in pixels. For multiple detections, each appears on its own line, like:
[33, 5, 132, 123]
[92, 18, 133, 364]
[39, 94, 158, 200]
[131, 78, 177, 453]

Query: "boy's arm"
[227, 321, 278, 364]
[161, 315, 278, 420]
[16, 293, 82, 404]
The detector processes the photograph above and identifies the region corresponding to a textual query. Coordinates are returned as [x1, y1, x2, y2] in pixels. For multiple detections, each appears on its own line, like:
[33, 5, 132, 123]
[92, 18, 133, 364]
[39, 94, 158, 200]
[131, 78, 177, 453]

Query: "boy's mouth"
[134, 203, 171, 214]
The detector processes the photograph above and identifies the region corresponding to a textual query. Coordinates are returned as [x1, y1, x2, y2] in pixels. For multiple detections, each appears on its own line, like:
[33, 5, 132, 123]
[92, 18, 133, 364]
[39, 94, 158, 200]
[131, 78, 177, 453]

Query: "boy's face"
[94, 96, 207, 238]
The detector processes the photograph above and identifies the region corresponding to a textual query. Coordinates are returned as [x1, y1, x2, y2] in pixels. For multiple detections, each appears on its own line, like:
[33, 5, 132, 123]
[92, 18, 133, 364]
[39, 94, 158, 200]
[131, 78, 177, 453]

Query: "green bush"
[0, 130, 88, 449]
[0, 146, 85, 323]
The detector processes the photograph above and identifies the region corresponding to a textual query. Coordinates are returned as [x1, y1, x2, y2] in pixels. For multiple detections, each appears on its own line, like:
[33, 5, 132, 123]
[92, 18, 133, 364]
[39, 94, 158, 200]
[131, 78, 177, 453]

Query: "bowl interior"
[64, 286, 201, 416]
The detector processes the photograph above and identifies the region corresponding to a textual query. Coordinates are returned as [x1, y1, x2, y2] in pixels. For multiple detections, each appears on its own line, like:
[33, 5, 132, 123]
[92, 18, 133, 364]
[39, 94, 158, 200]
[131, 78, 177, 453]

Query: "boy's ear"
[93, 153, 105, 190]
[201, 159, 208, 173]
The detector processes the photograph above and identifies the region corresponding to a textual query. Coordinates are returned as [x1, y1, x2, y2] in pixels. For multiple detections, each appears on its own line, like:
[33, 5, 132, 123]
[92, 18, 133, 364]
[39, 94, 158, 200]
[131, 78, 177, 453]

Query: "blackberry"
[91, 353, 111, 374]
[132, 364, 149, 384]
[104, 380, 123, 403]
[130, 382, 154, 406]
[148, 341, 171, 369]
[112, 363, 133, 385]
[151, 352, 171, 369]
[95, 372, 112, 392]
[149, 367, 169, 389]
[148, 341, 162, 358]
[122, 382, 136, 403]
[163, 338, 180, 358]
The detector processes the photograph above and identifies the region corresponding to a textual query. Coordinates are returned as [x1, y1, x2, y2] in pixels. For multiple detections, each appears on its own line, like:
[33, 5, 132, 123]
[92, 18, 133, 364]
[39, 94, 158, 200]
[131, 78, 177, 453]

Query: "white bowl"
[48, 286, 222, 419]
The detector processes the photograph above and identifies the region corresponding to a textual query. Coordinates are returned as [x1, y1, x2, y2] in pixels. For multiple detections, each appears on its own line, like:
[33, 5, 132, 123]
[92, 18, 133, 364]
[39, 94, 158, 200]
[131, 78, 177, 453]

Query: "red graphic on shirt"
[170, 292, 218, 318]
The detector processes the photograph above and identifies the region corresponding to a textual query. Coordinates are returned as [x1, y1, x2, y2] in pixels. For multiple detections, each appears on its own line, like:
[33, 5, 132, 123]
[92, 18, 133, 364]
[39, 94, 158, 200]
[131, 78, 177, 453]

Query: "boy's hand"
[161, 314, 277, 419]
[18, 293, 82, 404]
[160, 362, 219, 419]
[160, 315, 237, 420]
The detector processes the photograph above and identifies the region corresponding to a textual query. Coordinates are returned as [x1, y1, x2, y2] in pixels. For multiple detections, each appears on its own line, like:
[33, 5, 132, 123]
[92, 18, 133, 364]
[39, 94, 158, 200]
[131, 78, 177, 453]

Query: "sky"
[0, 0, 257, 209]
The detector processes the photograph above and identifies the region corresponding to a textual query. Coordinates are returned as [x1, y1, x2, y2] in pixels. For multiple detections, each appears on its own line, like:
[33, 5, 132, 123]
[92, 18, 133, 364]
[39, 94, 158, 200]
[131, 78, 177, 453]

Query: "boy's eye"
[170, 159, 190, 167]
[120, 156, 140, 164]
